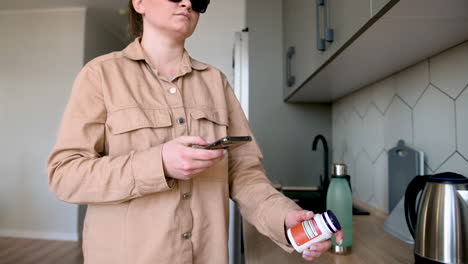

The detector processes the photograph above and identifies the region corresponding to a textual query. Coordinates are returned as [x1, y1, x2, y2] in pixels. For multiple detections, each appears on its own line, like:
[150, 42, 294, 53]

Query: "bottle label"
[290, 219, 322, 246]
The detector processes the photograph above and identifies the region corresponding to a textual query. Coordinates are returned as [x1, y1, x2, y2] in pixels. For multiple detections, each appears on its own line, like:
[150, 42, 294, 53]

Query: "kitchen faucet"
[312, 134, 329, 193]
[311, 135, 370, 215]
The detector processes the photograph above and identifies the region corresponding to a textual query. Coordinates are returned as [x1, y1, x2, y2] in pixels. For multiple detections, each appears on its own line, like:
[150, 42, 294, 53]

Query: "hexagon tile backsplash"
[332, 41, 468, 213]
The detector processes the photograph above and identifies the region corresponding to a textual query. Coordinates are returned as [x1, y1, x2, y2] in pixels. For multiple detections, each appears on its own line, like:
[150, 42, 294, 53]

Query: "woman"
[47, 0, 343, 263]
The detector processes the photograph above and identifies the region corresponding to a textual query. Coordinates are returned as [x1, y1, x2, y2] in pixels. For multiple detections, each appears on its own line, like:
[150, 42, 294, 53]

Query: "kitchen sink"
[280, 186, 370, 215]
[281, 187, 326, 213]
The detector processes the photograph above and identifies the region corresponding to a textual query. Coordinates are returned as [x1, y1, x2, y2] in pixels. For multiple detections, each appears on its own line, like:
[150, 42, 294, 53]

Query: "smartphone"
[192, 136, 252, 150]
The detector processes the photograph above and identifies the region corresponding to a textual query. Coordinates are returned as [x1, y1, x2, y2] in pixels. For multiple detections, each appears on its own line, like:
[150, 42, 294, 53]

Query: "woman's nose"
[179, 0, 192, 9]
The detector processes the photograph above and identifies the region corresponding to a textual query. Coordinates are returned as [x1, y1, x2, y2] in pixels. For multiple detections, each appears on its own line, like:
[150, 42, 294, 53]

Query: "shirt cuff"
[131, 145, 174, 196]
[268, 197, 302, 253]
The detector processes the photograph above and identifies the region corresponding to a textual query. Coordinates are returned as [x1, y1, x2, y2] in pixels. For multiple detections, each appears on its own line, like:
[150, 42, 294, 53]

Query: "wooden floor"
[0, 237, 83, 264]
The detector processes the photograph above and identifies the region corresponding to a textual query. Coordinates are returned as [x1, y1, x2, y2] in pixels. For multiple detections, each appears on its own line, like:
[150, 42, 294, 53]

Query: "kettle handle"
[404, 175, 427, 238]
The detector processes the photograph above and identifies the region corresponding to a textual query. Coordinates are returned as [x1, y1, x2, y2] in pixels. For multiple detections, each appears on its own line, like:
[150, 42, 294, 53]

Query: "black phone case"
[192, 136, 252, 150]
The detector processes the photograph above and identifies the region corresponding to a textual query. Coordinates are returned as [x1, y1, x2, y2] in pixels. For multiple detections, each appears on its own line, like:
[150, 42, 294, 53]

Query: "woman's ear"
[132, 0, 145, 15]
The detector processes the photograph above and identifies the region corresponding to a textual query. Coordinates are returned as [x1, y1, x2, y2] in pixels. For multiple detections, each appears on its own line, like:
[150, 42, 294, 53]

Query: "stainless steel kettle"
[404, 172, 468, 264]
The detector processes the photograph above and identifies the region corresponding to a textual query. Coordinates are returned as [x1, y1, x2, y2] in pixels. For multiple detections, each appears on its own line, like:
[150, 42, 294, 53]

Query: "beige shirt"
[47, 38, 300, 264]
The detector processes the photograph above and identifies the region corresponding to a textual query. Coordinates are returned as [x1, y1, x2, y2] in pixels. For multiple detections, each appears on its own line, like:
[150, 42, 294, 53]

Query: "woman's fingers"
[301, 241, 330, 261]
[183, 147, 225, 161]
[181, 156, 225, 171]
[335, 230, 345, 245]
[162, 136, 226, 180]
[284, 210, 315, 229]
[302, 248, 321, 261]
[314, 240, 332, 252]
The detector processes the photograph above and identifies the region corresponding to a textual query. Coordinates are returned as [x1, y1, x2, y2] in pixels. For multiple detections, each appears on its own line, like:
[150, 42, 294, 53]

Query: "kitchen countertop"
[242, 200, 414, 264]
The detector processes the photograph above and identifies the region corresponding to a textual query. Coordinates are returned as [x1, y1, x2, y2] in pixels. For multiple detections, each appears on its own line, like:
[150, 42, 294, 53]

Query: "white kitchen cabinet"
[326, 0, 371, 60]
[283, 0, 389, 99]
[372, 0, 392, 16]
[282, 0, 328, 94]
[284, 0, 468, 103]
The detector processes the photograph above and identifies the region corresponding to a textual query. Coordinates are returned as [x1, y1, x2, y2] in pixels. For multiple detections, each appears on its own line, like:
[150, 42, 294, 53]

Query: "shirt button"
[182, 232, 192, 240]
[182, 193, 191, 200]
[169, 87, 177, 94]
[177, 117, 185, 125]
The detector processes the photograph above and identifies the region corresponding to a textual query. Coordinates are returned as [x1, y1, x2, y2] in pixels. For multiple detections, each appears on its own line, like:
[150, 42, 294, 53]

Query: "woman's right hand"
[161, 136, 226, 180]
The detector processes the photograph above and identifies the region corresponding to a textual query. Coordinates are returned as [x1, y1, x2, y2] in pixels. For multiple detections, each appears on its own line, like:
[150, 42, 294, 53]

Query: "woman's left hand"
[284, 210, 344, 261]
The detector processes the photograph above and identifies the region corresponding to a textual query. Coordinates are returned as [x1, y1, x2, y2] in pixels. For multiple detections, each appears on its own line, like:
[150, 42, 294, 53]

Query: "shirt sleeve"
[47, 65, 174, 205]
[223, 76, 301, 252]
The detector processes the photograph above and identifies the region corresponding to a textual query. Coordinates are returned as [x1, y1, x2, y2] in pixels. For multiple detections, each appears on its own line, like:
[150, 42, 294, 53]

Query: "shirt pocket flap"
[107, 108, 172, 135]
[190, 109, 229, 126]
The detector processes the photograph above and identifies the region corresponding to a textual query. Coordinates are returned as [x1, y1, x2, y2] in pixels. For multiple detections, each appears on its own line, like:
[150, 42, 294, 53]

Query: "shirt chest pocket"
[189, 108, 228, 141]
[106, 108, 173, 154]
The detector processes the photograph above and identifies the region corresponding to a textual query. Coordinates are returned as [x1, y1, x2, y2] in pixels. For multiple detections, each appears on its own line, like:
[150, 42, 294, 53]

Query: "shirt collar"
[122, 38, 209, 72]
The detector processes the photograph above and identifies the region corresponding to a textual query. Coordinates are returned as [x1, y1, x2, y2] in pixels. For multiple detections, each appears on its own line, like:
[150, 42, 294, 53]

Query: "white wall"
[247, 0, 332, 187]
[332, 41, 468, 213]
[84, 9, 126, 64]
[0, 8, 86, 240]
[186, 0, 246, 84]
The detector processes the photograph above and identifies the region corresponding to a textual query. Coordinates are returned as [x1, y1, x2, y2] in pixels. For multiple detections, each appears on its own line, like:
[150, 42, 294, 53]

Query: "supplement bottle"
[287, 210, 341, 253]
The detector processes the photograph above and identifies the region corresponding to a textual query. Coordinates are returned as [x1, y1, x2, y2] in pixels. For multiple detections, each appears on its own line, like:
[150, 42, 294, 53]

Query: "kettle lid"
[428, 172, 468, 184]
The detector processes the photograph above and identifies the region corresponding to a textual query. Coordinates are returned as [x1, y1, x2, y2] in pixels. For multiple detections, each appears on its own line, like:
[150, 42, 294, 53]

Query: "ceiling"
[0, 0, 130, 41]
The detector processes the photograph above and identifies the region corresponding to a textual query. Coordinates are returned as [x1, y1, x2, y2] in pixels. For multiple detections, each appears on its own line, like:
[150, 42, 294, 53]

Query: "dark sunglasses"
[168, 0, 210, 13]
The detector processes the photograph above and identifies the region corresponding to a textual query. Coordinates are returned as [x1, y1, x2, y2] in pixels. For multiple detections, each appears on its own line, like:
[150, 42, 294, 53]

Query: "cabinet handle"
[316, 0, 326, 51]
[286, 46, 296, 87]
[323, 0, 334, 42]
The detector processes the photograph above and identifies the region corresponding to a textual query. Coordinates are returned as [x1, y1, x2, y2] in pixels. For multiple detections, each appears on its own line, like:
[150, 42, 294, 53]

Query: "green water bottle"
[326, 163, 352, 254]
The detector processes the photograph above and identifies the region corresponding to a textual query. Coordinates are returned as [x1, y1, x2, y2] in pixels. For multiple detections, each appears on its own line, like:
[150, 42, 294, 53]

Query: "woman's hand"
[161, 136, 226, 180]
[285, 210, 345, 261]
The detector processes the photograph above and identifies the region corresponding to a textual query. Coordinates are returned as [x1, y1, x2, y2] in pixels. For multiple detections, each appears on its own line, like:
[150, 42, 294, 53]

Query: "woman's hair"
[128, 0, 143, 38]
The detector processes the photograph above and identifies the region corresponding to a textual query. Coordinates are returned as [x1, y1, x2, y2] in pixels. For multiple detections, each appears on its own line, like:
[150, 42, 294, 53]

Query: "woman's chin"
[170, 27, 195, 39]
